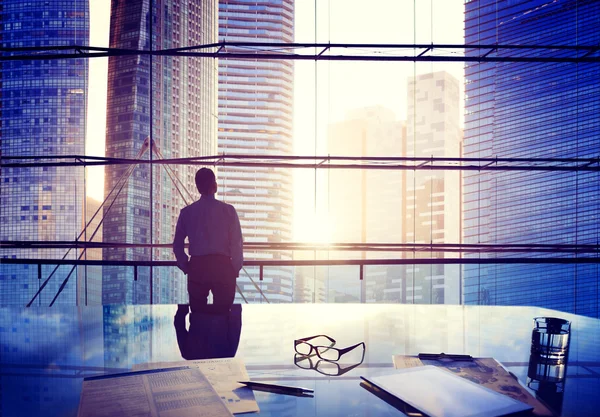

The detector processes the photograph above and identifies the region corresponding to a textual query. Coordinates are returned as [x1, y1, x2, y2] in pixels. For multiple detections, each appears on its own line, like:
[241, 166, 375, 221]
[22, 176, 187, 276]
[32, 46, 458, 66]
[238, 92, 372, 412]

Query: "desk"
[1, 304, 599, 416]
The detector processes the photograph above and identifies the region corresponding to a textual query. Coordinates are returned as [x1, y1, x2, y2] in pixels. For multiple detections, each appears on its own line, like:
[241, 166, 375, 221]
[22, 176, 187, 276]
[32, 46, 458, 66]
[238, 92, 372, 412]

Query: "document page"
[78, 366, 233, 417]
[133, 358, 259, 414]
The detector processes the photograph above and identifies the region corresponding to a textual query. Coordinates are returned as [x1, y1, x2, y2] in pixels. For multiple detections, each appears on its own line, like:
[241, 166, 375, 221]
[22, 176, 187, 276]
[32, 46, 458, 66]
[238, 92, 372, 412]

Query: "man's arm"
[173, 209, 189, 274]
[174, 305, 190, 359]
[229, 206, 243, 276]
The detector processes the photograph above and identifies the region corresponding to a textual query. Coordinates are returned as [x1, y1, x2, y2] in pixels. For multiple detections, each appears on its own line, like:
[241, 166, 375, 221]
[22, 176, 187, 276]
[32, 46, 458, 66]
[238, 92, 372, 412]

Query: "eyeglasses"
[294, 353, 365, 377]
[294, 335, 365, 362]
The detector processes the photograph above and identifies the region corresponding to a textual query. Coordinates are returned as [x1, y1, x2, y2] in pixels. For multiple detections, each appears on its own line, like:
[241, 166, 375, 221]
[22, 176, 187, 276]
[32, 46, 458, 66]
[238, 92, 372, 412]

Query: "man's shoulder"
[214, 198, 237, 213]
[179, 200, 202, 217]
[181, 200, 200, 212]
[182, 198, 236, 211]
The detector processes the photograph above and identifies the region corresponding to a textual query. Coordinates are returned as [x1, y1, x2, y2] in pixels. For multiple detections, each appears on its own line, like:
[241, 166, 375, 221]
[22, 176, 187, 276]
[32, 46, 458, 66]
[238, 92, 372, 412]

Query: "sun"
[294, 212, 335, 244]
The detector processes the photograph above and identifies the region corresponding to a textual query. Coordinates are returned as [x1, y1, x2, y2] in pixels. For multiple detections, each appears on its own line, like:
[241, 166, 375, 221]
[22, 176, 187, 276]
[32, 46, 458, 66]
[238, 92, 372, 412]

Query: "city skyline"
[83, 0, 465, 244]
[1, 0, 597, 316]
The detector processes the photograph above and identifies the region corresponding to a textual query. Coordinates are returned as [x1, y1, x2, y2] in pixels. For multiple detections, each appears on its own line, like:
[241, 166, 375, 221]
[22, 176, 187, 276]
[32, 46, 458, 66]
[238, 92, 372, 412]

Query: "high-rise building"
[77, 196, 103, 305]
[404, 72, 461, 304]
[217, 0, 295, 303]
[103, 0, 218, 304]
[327, 107, 405, 302]
[0, 0, 89, 306]
[463, 0, 600, 317]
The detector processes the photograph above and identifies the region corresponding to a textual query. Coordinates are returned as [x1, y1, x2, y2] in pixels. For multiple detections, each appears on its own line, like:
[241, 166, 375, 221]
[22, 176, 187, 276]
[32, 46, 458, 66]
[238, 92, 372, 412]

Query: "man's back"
[173, 194, 243, 275]
[173, 167, 243, 313]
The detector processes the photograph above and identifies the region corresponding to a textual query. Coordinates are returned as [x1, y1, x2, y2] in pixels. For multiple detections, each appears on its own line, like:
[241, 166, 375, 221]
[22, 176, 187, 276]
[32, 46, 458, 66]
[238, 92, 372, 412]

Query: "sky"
[85, 0, 465, 242]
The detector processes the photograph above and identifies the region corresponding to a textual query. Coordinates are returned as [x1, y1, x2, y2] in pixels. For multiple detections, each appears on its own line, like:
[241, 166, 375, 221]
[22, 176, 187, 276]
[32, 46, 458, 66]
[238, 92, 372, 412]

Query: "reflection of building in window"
[404, 72, 462, 305]
[218, 0, 295, 303]
[0, 307, 103, 415]
[103, 305, 176, 369]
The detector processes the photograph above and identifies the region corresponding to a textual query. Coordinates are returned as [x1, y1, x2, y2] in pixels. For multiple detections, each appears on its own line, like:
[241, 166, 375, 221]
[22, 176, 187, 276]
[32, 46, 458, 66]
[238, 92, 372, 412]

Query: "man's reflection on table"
[174, 303, 242, 360]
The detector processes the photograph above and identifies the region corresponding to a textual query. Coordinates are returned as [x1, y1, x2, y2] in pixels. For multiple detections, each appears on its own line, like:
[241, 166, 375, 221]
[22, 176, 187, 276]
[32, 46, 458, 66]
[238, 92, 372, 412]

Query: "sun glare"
[295, 212, 335, 244]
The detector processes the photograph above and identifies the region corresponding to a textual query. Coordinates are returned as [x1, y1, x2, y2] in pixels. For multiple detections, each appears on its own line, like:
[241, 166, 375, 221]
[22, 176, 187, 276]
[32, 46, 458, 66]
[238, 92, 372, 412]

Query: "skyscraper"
[0, 0, 89, 306]
[463, 0, 600, 316]
[404, 72, 461, 304]
[103, 0, 218, 304]
[327, 107, 405, 302]
[218, 0, 295, 303]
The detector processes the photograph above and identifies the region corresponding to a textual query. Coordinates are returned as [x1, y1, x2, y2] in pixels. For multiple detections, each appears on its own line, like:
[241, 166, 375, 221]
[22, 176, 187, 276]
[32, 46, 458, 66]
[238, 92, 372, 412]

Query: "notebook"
[361, 365, 533, 417]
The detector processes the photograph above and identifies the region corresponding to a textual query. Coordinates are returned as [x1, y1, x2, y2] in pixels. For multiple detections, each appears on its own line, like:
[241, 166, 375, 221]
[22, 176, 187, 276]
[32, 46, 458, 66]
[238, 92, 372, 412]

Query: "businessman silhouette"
[173, 168, 243, 313]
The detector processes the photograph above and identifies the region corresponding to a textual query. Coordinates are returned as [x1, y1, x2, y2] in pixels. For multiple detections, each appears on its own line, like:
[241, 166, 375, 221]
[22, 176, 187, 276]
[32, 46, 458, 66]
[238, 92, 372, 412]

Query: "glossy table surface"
[1, 304, 599, 417]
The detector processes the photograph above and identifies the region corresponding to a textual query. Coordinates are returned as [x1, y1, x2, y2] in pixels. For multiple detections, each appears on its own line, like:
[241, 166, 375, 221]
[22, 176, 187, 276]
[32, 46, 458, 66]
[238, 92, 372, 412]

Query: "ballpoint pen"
[418, 352, 473, 361]
[237, 381, 314, 394]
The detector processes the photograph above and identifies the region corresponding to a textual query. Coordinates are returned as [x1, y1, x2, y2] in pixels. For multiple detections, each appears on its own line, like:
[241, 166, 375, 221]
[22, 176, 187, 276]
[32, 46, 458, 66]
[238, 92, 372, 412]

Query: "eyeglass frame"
[294, 335, 365, 362]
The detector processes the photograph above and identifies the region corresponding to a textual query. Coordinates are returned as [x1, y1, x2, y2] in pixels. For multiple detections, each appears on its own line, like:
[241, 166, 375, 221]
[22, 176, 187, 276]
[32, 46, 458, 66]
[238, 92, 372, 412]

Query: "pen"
[418, 352, 473, 361]
[238, 381, 314, 394]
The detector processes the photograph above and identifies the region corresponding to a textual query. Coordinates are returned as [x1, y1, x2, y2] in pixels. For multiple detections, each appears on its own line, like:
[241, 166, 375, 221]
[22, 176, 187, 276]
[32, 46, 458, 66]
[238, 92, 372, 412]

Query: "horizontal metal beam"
[3, 42, 599, 52]
[5, 42, 599, 53]
[1, 42, 599, 63]
[4, 153, 598, 163]
[2, 258, 599, 267]
[3, 240, 600, 254]
[2, 154, 599, 171]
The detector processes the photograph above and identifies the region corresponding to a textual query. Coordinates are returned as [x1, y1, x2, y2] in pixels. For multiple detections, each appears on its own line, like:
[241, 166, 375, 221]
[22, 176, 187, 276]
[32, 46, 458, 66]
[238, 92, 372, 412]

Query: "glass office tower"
[463, 0, 600, 316]
[103, 0, 218, 304]
[404, 72, 461, 305]
[0, 0, 89, 306]
[218, 0, 295, 302]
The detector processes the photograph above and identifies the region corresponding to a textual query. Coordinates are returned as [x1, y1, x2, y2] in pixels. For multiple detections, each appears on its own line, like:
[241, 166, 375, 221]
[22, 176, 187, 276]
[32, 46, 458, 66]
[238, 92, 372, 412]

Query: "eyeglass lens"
[316, 346, 340, 361]
[295, 342, 313, 356]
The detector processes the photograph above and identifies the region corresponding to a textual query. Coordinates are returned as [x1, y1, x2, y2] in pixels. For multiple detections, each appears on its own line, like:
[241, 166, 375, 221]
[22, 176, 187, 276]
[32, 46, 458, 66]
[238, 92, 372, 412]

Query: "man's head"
[195, 168, 217, 195]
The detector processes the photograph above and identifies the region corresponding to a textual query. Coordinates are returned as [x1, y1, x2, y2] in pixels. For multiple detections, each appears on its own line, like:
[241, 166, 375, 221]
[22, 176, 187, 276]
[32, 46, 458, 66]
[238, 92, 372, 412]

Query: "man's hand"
[175, 304, 190, 319]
